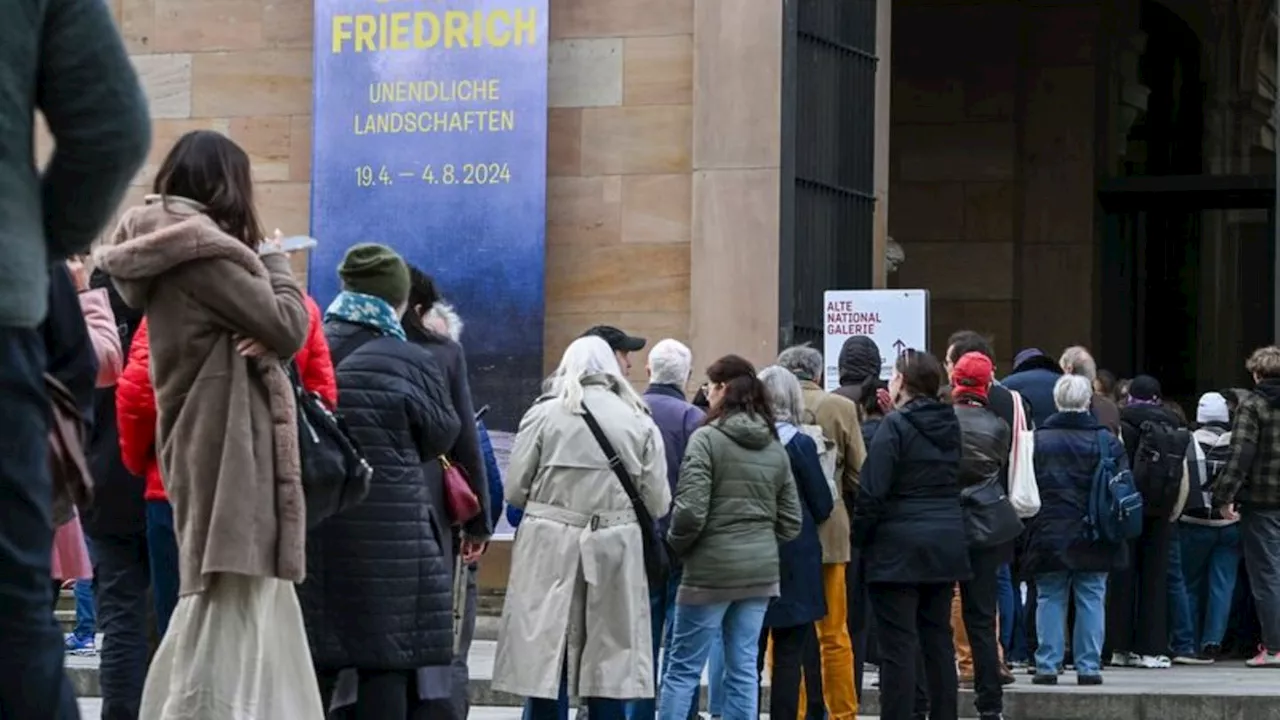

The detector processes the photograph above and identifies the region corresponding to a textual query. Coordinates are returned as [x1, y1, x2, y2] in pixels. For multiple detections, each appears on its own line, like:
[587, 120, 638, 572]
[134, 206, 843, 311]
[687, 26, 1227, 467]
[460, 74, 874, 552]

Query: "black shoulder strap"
[581, 405, 656, 528]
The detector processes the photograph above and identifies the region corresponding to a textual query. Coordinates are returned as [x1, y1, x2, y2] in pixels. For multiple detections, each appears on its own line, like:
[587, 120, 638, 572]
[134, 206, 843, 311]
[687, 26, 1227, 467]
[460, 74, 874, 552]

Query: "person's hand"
[1222, 503, 1240, 522]
[67, 258, 89, 291]
[259, 228, 285, 256]
[235, 335, 273, 359]
[460, 538, 488, 564]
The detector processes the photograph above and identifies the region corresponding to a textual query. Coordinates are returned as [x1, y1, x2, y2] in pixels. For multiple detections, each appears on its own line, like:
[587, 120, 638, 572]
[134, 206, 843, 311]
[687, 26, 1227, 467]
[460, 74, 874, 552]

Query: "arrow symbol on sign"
[893, 339, 906, 356]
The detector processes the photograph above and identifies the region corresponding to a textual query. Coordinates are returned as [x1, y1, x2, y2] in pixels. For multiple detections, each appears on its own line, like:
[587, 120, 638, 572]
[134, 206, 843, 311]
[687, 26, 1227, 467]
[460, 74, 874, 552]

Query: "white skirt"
[140, 573, 325, 719]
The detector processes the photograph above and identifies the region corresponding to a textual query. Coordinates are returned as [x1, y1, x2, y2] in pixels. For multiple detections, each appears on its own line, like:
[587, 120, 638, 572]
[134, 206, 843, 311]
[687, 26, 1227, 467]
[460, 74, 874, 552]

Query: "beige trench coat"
[494, 376, 671, 700]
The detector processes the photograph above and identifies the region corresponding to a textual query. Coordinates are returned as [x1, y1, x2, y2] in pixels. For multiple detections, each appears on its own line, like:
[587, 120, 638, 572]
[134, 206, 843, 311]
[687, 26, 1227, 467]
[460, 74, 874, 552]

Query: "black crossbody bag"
[581, 405, 672, 591]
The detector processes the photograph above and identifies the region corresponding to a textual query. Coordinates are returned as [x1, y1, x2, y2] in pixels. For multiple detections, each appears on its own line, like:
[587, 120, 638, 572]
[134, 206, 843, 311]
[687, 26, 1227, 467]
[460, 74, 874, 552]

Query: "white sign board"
[822, 289, 930, 391]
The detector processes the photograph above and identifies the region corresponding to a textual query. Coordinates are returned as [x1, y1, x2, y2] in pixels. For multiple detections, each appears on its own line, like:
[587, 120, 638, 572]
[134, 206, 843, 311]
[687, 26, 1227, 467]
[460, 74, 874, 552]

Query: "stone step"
[65, 640, 1280, 720]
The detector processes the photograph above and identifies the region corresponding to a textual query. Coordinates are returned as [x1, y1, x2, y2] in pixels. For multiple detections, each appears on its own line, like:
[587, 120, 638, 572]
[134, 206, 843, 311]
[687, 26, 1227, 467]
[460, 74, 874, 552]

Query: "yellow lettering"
[332, 15, 353, 53]
[472, 10, 484, 46]
[444, 11, 469, 48]
[414, 12, 440, 48]
[512, 8, 536, 45]
[378, 12, 388, 50]
[354, 15, 377, 52]
[485, 10, 511, 48]
[389, 12, 410, 50]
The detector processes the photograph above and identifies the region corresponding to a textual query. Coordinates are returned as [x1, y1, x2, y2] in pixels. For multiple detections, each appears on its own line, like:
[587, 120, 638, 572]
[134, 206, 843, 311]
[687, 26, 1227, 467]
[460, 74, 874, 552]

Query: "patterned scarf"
[324, 291, 406, 341]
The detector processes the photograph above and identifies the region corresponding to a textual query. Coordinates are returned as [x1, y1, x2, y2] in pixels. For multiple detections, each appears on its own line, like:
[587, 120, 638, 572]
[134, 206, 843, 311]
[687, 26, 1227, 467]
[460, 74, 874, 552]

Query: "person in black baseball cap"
[581, 325, 646, 375]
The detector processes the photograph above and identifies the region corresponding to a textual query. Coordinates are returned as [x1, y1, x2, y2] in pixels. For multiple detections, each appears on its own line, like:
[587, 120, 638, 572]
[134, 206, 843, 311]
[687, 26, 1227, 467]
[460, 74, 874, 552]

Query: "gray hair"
[426, 302, 464, 342]
[776, 344, 824, 383]
[758, 365, 805, 424]
[1053, 374, 1093, 412]
[647, 339, 693, 386]
[1059, 346, 1096, 382]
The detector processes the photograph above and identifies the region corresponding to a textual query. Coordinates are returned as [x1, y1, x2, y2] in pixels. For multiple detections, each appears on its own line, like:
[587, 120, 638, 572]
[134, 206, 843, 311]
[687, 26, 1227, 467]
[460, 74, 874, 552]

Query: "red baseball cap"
[952, 351, 994, 399]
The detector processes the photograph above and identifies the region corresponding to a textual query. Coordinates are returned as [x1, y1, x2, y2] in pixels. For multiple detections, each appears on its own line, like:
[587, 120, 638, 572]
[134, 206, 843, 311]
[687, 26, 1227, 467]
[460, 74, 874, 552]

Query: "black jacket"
[853, 397, 972, 584]
[300, 320, 461, 670]
[43, 265, 97, 421]
[81, 269, 147, 537]
[954, 400, 1011, 489]
[404, 320, 492, 542]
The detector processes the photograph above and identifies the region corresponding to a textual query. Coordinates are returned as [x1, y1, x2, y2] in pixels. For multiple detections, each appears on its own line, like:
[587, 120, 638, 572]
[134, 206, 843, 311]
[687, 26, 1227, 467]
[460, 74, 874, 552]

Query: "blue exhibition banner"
[311, 0, 548, 433]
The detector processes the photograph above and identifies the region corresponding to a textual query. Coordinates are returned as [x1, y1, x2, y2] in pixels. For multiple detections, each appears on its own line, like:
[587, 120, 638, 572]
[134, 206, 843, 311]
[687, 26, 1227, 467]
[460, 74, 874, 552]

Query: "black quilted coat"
[299, 319, 461, 670]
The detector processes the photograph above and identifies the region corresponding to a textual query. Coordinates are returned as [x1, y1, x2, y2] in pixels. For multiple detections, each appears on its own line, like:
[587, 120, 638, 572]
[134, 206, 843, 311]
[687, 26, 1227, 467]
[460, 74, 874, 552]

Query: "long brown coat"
[95, 196, 310, 595]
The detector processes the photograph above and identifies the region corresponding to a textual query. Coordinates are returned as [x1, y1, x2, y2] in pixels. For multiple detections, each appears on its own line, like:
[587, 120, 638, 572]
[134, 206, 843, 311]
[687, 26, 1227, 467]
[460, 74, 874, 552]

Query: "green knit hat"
[338, 243, 411, 306]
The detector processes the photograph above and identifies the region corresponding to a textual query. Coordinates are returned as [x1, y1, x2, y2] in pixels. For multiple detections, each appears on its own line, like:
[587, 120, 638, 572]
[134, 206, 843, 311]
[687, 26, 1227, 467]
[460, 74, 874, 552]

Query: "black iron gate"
[778, 0, 879, 349]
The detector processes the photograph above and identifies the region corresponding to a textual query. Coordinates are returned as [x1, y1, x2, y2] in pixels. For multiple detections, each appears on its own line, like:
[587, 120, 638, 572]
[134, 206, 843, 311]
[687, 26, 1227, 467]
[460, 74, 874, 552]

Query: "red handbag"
[440, 456, 481, 526]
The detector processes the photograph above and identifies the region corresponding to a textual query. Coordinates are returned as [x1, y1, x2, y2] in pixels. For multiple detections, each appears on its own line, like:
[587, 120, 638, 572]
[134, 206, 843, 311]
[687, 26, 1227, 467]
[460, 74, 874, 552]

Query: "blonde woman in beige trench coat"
[494, 336, 671, 716]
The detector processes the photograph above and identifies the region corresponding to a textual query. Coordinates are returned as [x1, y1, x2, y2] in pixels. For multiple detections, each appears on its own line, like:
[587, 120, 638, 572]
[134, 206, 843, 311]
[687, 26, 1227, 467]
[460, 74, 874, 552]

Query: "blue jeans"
[625, 573, 696, 720]
[707, 632, 725, 716]
[1034, 571, 1107, 677]
[1167, 526, 1196, 656]
[1181, 523, 1241, 649]
[0, 327, 80, 719]
[145, 500, 180, 635]
[658, 599, 768, 720]
[996, 564, 1015, 652]
[72, 536, 96, 640]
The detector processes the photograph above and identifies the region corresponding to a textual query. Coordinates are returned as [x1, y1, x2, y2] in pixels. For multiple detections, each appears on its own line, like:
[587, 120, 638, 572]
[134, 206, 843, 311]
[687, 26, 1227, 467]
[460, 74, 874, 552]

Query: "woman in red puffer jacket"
[116, 295, 336, 633]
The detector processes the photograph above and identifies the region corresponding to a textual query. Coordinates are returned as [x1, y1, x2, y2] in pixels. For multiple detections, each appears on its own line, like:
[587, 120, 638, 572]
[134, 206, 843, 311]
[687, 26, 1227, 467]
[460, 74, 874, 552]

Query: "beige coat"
[494, 376, 671, 700]
[95, 196, 310, 596]
[799, 379, 866, 564]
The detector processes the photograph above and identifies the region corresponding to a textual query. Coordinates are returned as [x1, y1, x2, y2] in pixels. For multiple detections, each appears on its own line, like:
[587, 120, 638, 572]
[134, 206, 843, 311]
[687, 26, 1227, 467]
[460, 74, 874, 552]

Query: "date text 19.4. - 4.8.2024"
[355, 163, 512, 187]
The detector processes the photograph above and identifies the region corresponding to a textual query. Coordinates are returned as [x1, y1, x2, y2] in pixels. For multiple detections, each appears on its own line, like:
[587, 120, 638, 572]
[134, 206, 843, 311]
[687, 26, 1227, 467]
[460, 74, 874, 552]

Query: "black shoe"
[1078, 674, 1103, 686]
[1203, 643, 1223, 660]
[1032, 674, 1058, 685]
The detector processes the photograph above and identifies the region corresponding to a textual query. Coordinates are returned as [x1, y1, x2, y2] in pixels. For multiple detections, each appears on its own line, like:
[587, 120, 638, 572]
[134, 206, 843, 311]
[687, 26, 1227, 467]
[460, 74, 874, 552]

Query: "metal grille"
[779, 0, 879, 349]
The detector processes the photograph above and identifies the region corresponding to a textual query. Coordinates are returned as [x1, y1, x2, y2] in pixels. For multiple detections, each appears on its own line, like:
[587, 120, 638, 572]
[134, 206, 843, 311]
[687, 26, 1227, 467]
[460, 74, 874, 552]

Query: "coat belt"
[524, 501, 638, 530]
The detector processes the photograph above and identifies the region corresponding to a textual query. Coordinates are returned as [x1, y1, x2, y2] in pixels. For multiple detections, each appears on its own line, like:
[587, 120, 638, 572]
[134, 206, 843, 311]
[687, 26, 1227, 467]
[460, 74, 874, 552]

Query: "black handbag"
[960, 477, 1024, 549]
[289, 364, 374, 529]
[581, 405, 671, 591]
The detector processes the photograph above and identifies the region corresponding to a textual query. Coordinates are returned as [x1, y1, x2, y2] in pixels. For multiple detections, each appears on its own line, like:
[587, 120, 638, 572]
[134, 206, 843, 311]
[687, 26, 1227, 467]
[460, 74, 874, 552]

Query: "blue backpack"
[1086, 429, 1144, 543]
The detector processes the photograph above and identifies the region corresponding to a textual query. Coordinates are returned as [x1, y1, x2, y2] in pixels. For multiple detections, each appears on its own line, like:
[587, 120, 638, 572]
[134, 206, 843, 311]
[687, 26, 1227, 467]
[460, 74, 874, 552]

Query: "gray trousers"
[1241, 509, 1280, 652]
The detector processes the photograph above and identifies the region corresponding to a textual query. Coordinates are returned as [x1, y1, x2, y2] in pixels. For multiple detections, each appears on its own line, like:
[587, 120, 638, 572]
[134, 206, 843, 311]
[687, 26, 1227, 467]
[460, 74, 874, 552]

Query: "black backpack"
[290, 365, 373, 529]
[1131, 420, 1190, 517]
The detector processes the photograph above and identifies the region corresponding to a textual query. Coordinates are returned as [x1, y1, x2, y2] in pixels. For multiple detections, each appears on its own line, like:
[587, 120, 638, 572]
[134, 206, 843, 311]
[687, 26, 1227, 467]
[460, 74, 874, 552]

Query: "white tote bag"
[1007, 389, 1041, 518]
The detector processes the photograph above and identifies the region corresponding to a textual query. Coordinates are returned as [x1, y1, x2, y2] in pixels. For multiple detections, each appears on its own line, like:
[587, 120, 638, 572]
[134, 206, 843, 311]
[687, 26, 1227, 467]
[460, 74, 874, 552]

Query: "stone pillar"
[690, 0, 783, 369]
[873, 0, 893, 287]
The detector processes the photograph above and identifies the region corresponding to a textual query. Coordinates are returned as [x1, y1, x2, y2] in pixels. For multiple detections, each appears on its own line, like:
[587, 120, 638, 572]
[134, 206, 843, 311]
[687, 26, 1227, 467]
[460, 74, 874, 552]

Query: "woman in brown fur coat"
[95, 131, 322, 719]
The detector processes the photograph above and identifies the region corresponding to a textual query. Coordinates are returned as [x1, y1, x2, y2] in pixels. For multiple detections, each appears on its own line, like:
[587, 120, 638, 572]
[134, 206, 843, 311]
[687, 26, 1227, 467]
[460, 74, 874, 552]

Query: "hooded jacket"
[853, 397, 972, 584]
[833, 336, 882, 404]
[669, 412, 802, 601]
[94, 196, 310, 595]
[1215, 379, 1280, 511]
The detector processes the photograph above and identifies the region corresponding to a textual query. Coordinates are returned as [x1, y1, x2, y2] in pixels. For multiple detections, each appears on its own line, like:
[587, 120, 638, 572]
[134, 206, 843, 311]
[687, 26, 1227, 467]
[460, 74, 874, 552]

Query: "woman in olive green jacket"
[657, 355, 802, 720]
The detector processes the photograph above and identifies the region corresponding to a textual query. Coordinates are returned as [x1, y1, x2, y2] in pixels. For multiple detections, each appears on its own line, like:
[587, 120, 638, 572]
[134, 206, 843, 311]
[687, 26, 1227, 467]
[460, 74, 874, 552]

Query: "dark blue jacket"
[853, 397, 971, 584]
[765, 429, 833, 628]
[1002, 365, 1063, 428]
[1024, 411, 1130, 575]
[478, 420, 503, 526]
[642, 383, 705, 533]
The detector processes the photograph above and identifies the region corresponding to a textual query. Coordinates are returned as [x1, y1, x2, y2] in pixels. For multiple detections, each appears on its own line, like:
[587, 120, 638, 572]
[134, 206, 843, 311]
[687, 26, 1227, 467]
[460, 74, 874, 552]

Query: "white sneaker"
[1134, 654, 1172, 669]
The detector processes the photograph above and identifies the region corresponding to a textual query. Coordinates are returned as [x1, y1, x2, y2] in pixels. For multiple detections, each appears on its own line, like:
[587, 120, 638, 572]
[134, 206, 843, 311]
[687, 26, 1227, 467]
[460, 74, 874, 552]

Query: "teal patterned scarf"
[324, 291, 407, 341]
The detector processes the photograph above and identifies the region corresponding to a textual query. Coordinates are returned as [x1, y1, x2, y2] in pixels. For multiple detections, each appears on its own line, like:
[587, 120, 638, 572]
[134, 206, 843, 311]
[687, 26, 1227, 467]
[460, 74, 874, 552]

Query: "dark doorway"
[1098, 0, 1276, 402]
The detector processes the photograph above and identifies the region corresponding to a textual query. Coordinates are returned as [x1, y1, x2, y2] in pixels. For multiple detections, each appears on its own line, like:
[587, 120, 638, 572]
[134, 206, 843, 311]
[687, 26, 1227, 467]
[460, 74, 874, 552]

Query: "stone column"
[690, 0, 783, 368]
[873, 0, 893, 287]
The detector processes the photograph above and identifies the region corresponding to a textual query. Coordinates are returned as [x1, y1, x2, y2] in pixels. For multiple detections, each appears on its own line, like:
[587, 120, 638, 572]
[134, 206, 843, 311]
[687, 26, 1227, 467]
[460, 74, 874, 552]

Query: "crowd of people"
[8, 7, 1280, 720]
